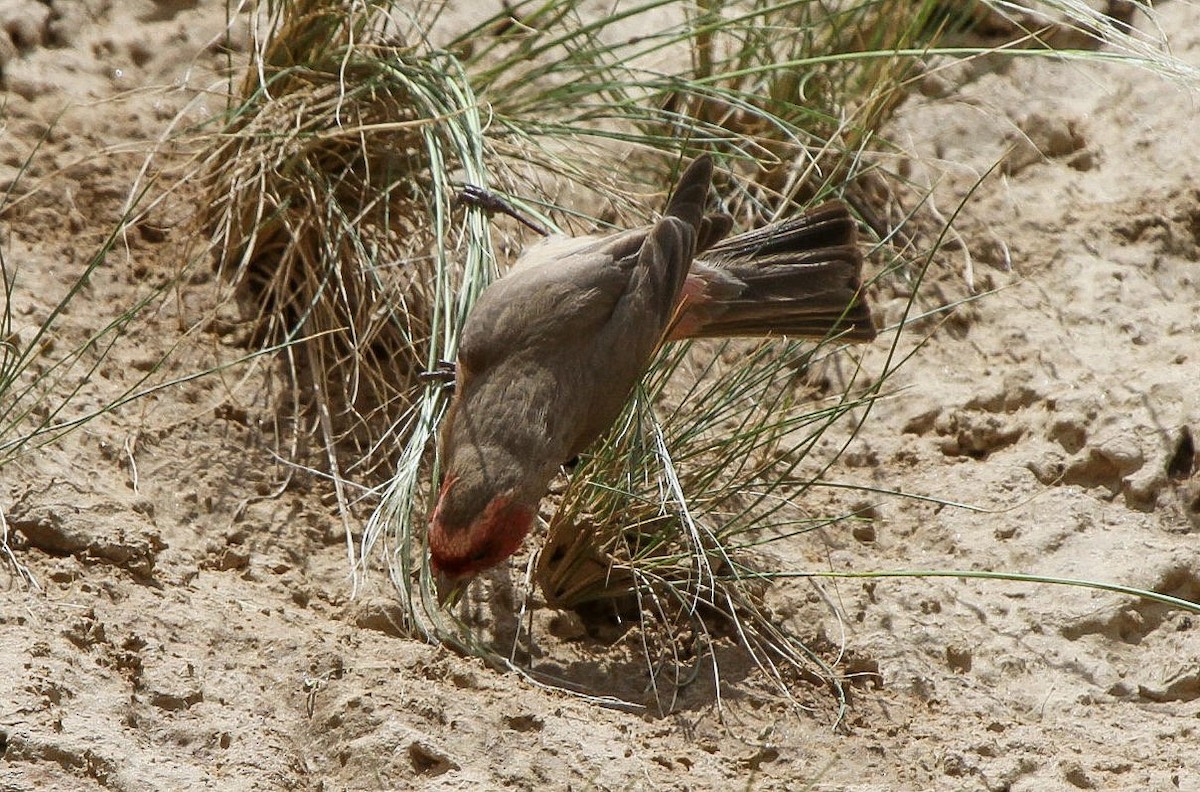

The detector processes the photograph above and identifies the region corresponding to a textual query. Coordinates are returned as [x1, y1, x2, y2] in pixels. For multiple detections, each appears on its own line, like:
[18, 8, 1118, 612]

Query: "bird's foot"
[456, 184, 550, 237]
[418, 359, 457, 392]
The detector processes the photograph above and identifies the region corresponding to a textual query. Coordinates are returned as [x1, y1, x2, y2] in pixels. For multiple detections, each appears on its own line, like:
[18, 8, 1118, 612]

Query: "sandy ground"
[2, 1, 1199, 790]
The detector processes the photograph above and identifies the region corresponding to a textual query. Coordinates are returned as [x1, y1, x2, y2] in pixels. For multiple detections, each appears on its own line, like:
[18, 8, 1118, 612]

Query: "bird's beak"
[434, 568, 467, 607]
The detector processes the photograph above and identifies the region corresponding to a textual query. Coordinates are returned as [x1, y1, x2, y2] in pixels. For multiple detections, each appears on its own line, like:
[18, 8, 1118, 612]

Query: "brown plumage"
[429, 155, 875, 580]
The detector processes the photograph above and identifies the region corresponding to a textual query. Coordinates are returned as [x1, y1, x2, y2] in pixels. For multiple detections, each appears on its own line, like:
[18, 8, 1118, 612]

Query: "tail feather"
[705, 201, 857, 261]
[662, 155, 713, 231]
[696, 212, 734, 255]
[677, 201, 876, 342]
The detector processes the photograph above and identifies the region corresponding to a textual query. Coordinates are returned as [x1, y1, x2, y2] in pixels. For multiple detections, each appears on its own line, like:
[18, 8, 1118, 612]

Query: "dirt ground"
[2, 2, 1199, 790]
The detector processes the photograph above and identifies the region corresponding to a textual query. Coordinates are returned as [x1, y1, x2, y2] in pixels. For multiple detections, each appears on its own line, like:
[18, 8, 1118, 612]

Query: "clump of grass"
[0, 110, 264, 588]
[357, 0, 940, 707]
[531, 335, 880, 711]
[199, 0, 495, 490]
[0, 129, 176, 469]
[537, 339, 875, 609]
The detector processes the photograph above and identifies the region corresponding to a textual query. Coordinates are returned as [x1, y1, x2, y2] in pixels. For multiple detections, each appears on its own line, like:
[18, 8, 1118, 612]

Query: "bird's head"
[428, 472, 537, 581]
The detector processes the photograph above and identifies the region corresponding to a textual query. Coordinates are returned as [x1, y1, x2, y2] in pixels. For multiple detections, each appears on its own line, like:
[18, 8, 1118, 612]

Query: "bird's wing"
[457, 156, 713, 378]
[596, 155, 712, 357]
[454, 233, 643, 380]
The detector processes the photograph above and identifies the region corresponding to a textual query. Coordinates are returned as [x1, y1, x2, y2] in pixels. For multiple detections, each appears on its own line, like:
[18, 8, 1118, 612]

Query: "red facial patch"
[428, 492, 534, 580]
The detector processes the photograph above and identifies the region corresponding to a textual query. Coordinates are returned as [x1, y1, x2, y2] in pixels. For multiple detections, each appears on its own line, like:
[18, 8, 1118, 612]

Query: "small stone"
[1095, 438, 1145, 478]
[1062, 760, 1096, 789]
[1027, 451, 1068, 484]
[946, 645, 973, 673]
[943, 752, 976, 777]
[407, 739, 459, 776]
[1124, 468, 1165, 512]
[350, 598, 406, 638]
[1068, 149, 1098, 171]
[994, 524, 1018, 540]
[143, 657, 204, 711]
[504, 713, 544, 733]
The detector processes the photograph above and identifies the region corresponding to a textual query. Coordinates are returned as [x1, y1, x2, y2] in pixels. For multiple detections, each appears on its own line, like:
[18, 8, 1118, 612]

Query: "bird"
[428, 154, 875, 582]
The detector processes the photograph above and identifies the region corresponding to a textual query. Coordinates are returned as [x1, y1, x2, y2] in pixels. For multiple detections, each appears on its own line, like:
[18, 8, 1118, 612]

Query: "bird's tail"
[672, 201, 877, 342]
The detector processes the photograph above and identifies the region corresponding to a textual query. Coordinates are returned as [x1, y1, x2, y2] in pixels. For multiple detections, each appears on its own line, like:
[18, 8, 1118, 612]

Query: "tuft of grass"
[0, 125, 176, 468]
[530, 335, 882, 713]
[197, 3, 509, 586]
[202, 2, 474, 477]
[536, 337, 877, 603]
[0, 101, 281, 588]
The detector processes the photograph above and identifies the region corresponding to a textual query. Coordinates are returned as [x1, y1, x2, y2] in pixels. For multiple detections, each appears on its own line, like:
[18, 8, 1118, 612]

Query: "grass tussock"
[0, 102, 280, 588]
[200, 0, 493, 484]
[0, 132, 181, 470]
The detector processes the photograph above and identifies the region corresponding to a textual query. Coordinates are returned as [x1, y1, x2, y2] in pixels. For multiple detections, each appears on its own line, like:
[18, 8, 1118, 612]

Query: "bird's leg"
[456, 184, 550, 237]
[418, 359, 457, 392]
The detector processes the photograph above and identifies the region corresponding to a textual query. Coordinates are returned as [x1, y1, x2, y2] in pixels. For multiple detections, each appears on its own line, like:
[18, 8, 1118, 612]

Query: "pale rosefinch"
[429, 155, 875, 580]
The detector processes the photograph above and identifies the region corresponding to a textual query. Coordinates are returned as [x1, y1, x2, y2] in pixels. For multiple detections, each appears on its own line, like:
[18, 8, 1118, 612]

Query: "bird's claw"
[456, 184, 550, 237]
[419, 359, 457, 392]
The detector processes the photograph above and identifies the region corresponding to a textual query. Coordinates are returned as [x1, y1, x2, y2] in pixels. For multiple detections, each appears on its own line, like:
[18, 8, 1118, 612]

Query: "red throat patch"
[428, 491, 534, 580]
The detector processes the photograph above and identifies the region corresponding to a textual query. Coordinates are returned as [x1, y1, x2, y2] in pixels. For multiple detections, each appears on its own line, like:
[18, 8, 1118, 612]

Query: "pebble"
[1094, 437, 1145, 477]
